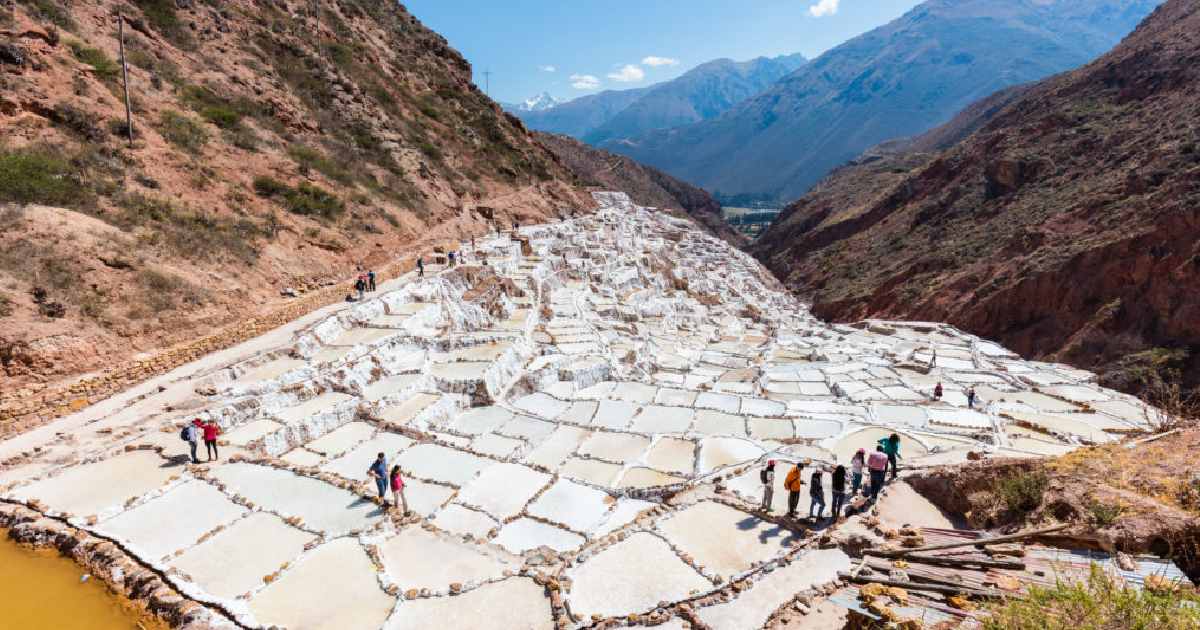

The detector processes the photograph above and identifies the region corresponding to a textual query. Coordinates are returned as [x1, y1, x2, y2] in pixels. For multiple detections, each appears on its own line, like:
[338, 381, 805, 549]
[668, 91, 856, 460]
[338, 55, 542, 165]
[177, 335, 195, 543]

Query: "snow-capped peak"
[516, 92, 564, 112]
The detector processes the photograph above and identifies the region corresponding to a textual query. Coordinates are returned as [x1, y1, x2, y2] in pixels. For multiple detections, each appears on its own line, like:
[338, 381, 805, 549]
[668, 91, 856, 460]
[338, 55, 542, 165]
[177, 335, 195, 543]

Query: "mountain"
[513, 88, 651, 138]
[751, 0, 1200, 390]
[507, 91, 564, 113]
[581, 54, 807, 145]
[535, 132, 745, 246]
[604, 0, 1164, 203]
[0, 0, 589, 391]
[515, 54, 806, 142]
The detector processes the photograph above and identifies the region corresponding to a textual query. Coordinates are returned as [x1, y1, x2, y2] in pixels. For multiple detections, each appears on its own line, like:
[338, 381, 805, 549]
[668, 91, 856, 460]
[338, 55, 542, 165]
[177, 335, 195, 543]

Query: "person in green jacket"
[878, 433, 901, 480]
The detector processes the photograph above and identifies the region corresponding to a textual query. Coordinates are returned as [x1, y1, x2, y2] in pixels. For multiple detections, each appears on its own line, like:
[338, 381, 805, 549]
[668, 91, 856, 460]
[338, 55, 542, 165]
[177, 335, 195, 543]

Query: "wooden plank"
[869, 524, 1071, 557]
[864, 550, 1026, 570]
[838, 572, 1007, 599]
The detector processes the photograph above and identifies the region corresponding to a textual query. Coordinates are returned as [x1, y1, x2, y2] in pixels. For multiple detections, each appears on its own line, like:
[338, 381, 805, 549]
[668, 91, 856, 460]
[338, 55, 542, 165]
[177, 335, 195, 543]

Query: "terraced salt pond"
[0, 192, 1158, 629]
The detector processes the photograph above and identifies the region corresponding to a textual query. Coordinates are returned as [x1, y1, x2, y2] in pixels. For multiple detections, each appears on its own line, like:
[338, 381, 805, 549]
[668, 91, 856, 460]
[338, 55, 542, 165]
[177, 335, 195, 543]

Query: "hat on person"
[193, 418, 203, 426]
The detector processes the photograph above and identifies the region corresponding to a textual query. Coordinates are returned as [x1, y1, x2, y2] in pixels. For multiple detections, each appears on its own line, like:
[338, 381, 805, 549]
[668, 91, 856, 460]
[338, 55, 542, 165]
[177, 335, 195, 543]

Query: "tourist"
[448, 251, 456, 267]
[878, 433, 901, 479]
[354, 275, 366, 301]
[867, 446, 889, 501]
[184, 419, 201, 464]
[417, 256, 425, 278]
[809, 469, 825, 519]
[390, 465, 408, 514]
[759, 460, 776, 512]
[368, 452, 389, 505]
[202, 419, 220, 461]
[967, 387, 977, 409]
[784, 461, 804, 518]
[850, 448, 866, 495]
[368, 270, 376, 292]
[933, 382, 943, 400]
[830, 464, 847, 520]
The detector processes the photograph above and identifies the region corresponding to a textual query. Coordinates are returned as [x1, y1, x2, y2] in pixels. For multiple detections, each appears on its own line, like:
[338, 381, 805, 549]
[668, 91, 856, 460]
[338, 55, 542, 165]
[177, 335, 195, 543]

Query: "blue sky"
[405, 0, 924, 105]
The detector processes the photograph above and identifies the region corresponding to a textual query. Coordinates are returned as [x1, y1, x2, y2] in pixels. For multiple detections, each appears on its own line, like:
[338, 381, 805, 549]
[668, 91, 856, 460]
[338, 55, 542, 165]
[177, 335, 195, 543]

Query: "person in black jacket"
[830, 464, 848, 520]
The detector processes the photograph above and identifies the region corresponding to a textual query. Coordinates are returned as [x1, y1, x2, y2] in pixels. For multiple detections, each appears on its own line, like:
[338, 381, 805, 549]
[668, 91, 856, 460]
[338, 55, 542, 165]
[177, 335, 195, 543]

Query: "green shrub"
[284, 183, 343, 219]
[0, 147, 87, 206]
[996, 470, 1049, 515]
[17, 0, 76, 30]
[49, 103, 104, 141]
[252, 176, 289, 198]
[984, 564, 1200, 630]
[199, 106, 241, 129]
[1087, 499, 1125, 528]
[68, 41, 119, 81]
[159, 110, 208, 153]
[287, 144, 352, 184]
[116, 192, 262, 262]
[132, 0, 193, 48]
[0, 293, 13, 317]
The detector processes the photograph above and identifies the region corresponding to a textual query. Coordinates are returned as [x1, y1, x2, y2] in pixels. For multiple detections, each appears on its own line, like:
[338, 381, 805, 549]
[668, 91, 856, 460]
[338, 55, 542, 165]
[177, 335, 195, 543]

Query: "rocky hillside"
[580, 54, 806, 146]
[535, 132, 745, 246]
[752, 0, 1200, 390]
[0, 0, 590, 391]
[606, 0, 1162, 203]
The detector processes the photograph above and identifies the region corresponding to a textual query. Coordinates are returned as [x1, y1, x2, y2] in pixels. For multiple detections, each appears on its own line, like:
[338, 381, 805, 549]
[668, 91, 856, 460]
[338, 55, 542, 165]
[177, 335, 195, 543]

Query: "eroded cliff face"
[0, 0, 589, 389]
[752, 0, 1200, 390]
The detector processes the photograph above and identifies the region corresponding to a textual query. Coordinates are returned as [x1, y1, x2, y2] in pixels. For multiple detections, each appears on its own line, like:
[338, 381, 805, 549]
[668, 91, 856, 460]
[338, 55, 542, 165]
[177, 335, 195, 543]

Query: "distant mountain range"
[751, 0, 1200, 391]
[505, 92, 565, 113]
[513, 54, 806, 146]
[603, 0, 1164, 203]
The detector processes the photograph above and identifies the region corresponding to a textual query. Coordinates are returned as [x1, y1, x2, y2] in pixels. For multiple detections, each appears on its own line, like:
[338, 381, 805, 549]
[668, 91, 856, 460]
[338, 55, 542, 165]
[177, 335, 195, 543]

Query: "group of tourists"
[352, 269, 377, 301]
[932, 381, 980, 410]
[181, 419, 222, 464]
[367, 452, 408, 513]
[761, 433, 903, 521]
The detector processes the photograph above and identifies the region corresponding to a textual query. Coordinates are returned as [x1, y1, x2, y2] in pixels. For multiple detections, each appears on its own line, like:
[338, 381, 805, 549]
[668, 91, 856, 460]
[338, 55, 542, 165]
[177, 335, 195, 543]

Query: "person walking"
[933, 382, 943, 400]
[202, 419, 220, 461]
[878, 433, 902, 480]
[759, 460, 776, 512]
[809, 469, 826, 519]
[867, 446, 889, 501]
[417, 256, 424, 278]
[850, 448, 866, 496]
[784, 461, 805, 518]
[367, 270, 376, 292]
[183, 419, 201, 464]
[967, 387, 977, 410]
[831, 464, 847, 520]
[354, 275, 365, 301]
[389, 465, 408, 514]
[448, 251, 456, 267]
[367, 453, 388, 505]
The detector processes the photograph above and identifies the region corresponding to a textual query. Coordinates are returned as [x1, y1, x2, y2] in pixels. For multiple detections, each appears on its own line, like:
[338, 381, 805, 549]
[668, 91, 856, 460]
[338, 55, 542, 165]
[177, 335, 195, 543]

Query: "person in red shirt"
[202, 420, 221, 461]
[390, 465, 408, 514]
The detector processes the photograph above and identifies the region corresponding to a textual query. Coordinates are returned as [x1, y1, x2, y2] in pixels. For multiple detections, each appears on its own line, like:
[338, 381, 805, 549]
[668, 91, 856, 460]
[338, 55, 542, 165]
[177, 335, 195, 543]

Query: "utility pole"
[117, 12, 133, 146]
[482, 70, 491, 97]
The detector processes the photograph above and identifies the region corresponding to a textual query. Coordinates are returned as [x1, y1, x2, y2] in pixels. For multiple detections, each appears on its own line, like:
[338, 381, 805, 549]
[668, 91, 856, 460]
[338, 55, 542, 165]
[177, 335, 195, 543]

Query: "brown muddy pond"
[0, 531, 165, 629]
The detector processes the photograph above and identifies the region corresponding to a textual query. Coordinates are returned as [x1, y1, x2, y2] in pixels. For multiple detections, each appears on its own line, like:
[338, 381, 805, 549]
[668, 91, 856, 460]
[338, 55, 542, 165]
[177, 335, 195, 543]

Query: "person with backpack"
[367, 452, 388, 505]
[367, 270, 376, 292]
[448, 251, 456, 267]
[354, 275, 365, 301]
[933, 382, 943, 400]
[759, 460, 776, 512]
[390, 465, 407, 514]
[181, 419, 201, 464]
[878, 433, 901, 480]
[850, 448, 866, 496]
[830, 464, 847, 520]
[784, 461, 805, 518]
[867, 445, 889, 501]
[202, 420, 221, 461]
[809, 469, 826, 519]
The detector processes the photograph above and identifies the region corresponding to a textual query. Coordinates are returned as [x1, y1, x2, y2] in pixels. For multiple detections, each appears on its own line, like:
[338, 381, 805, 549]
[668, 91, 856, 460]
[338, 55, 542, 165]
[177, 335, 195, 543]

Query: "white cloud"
[809, 0, 840, 17]
[539, 65, 557, 73]
[607, 64, 645, 83]
[569, 74, 601, 90]
[641, 56, 679, 67]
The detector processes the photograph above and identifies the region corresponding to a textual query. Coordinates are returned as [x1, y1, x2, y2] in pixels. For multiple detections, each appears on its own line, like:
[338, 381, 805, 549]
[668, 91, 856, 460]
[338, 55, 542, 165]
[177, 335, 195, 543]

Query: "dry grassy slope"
[535, 131, 747, 246]
[0, 0, 591, 389]
[753, 0, 1200, 391]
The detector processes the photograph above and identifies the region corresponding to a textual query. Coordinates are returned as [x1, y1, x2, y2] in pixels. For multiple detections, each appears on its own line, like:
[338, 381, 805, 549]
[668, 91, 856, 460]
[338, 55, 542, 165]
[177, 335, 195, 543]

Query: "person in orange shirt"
[784, 461, 805, 518]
